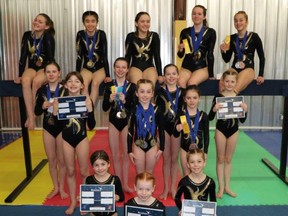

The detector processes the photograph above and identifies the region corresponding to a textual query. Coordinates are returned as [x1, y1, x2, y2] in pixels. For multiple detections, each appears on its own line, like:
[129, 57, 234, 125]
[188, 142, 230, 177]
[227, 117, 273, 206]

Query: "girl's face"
[45, 64, 60, 83]
[223, 74, 237, 92]
[92, 158, 110, 176]
[65, 75, 84, 96]
[184, 90, 200, 109]
[234, 13, 248, 32]
[32, 15, 49, 32]
[136, 83, 154, 105]
[114, 60, 129, 79]
[134, 179, 155, 202]
[165, 66, 179, 85]
[187, 153, 206, 174]
[136, 14, 150, 33]
[84, 15, 98, 33]
[191, 7, 206, 25]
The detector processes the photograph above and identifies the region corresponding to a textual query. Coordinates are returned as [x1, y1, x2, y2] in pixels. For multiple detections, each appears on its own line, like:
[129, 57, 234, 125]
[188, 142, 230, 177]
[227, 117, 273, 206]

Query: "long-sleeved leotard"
[221, 32, 265, 76]
[208, 94, 247, 138]
[34, 84, 64, 138]
[85, 174, 125, 216]
[19, 31, 55, 76]
[125, 197, 166, 212]
[174, 175, 216, 211]
[155, 86, 184, 136]
[76, 30, 110, 77]
[102, 80, 136, 131]
[177, 26, 216, 77]
[127, 104, 164, 153]
[125, 31, 162, 76]
[173, 110, 209, 154]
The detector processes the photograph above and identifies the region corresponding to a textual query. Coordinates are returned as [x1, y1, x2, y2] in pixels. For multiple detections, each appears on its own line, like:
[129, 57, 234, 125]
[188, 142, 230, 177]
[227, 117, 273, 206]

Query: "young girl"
[34, 61, 67, 199]
[53, 71, 96, 215]
[81, 150, 125, 216]
[174, 149, 216, 213]
[209, 69, 247, 198]
[125, 11, 163, 86]
[127, 79, 164, 174]
[174, 85, 209, 176]
[125, 172, 165, 211]
[177, 5, 216, 88]
[155, 64, 184, 199]
[102, 57, 136, 193]
[76, 11, 110, 105]
[219, 11, 265, 94]
[16, 13, 55, 129]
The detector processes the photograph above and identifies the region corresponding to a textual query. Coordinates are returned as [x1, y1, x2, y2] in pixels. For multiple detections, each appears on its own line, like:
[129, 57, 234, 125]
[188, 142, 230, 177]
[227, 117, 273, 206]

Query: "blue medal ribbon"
[85, 31, 98, 61]
[165, 85, 179, 114]
[185, 108, 200, 144]
[33, 33, 44, 57]
[113, 79, 127, 111]
[191, 26, 205, 53]
[46, 83, 60, 100]
[136, 103, 155, 139]
[236, 31, 248, 61]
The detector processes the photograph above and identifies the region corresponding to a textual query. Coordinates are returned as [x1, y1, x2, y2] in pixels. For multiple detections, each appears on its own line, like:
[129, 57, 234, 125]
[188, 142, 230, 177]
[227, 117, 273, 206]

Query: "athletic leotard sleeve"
[152, 32, 162, 76]
[114, 176, 125, 202]
[207, 28, 216, 78]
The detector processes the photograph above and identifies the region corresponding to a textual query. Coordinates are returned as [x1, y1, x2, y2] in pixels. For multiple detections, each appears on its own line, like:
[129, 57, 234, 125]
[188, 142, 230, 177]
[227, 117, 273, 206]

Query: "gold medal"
[120, 110, 127, 119]
[189, 143, 197, 151]
[135, 139, 142, 147]
[87, 60, 95, 68]
[235, 61, 245, 69]
[150, 138, 157, 147]
[36, 56, 43, 67]
[193, 51, 201, 61]
[48, 116, 54, 125]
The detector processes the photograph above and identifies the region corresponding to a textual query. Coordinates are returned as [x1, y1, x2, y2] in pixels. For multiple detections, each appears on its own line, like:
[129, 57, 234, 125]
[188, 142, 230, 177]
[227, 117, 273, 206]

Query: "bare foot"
[216, 189, 224, 199]
[225, 189, 237, 197]
[159, 190, 169, 200]
[46, 189, 59, 199]
[123, 185, 134, 193]
[60, 190, 69, 199]
[65, 203, 76, 215]
[171, 188, 177, 199]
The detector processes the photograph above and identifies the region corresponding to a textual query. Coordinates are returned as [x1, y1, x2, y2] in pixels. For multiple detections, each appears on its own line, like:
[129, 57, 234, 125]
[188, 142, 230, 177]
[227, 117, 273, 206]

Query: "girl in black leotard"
[102, 57, 136, 193]
[16, 13, 55, 130]
[220, 11, 265, 94]
[177, 5, 216, 88]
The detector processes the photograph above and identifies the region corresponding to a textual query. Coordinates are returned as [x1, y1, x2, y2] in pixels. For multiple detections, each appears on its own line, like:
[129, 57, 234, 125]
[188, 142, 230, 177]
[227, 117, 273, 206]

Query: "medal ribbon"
[191, 26, 205, 53]
[46, 83, 60, 100]
[113, 79, 127, 111]
[136, 103, 155, 139]
[33, 33, 44, 58]
[236, 31, 248, 61]
[165, 85, 179, 114]
[85, 31, 98, 61]
[185, 108, 200, 144]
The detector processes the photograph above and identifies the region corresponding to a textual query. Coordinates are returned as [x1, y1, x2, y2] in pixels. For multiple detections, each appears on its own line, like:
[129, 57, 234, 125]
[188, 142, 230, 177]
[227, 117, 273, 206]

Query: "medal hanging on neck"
[235, 31, 248, 69]
[46, 83, 60, 125]
[33, 33, 44, 67]
[191, 26, 205, 62]
[185, 108, 200, 150]
[85, 31, 98, 68]
[136, 103, 155, 149]
[113, 79, 127, 119]
[165, 85, 179, 119]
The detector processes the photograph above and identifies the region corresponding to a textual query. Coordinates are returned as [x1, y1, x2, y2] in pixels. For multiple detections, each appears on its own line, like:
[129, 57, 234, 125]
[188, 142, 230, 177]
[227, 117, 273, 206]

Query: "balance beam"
[0, 80, 48, 203]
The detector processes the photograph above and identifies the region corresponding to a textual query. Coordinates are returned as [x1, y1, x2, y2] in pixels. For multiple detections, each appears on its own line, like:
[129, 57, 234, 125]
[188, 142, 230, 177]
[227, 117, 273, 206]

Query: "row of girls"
[16, 4, 263, 215]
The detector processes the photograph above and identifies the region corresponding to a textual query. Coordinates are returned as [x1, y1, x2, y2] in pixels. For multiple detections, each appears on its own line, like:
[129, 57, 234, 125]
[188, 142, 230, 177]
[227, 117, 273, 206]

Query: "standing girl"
[53, 71, 96, 215]
[155, 64, 184, 199]
[82, 150, 125, 216]
[177, 5, 216, 88]
[127, 79, 164, 174]
[16, 13, 55, 129]
[174, 149, 216, 213]
[102, 57, 136, 193]
[174, 85, 209, 176]
[34, 61, 67, 199]
[125, 11, 163, 86]
[76, 11, 110, 105]
[220, 11, 265, 94]
[208, 69, 248, 198]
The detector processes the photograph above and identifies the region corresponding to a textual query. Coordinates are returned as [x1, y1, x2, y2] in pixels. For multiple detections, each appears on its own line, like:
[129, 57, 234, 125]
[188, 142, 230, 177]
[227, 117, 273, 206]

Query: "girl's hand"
[115, 194, 120, 202]
[119, 93, 126, 103]
[155, 150, 163, 161]
[176, 124, 183, 132]
[213, 103, 222, 112]
[256, 76, 264, 85]
[14, 77, 22, 84]
[157, 76, 165, 85]
[129, 153, 136, 164]
[109, 93, 116, 102]
[85, 94, 93, 112]
[178, 211, 182, 216]
[42, 101, 52, 110]
[220, 43, 229, 53]
[241, 102, 248, 112]
[178, 43, 184, 52]
[52, 98, 59, 116]
[104, 77, 112, 83]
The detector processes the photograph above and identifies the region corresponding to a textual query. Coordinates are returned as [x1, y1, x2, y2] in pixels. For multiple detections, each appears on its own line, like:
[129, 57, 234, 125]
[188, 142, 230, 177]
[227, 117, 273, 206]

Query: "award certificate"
[182, 199, 217, 216]
[80, 184, 115, 212]
[57, 95, 88, 120]
[216, 96, 245, 119]
[124, 204, 165, 216]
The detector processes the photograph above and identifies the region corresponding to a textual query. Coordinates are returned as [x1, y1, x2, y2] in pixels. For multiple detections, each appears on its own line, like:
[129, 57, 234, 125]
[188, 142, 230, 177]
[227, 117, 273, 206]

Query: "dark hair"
[64, 71, 84, 85]
[134, 171, 155, 186]
[90, 150, 110, 165]
[38, 13, 55, 36]
[44, 61, 61, 72]
[221, 68, 238, 81]
[134, 11, 150, 32]
[113, 57, 129, 68]
[163, 63, 179, 75]
[186, 148, 206, 162]
[183, 85, 201, 97]
[136, 78, 154, 91]
[192, 5, 208, 27]
[234, 11, 248, 22]
[82, 11, 99, 23]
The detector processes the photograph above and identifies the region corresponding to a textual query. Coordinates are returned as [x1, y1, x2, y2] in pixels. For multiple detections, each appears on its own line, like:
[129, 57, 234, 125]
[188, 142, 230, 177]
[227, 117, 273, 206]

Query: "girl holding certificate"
[208, 69, 248, 198]
[177, 5, 216, 88]
[53, 71, 96, 215]
[76, 11, 110, 106]
[174, 85, 209, 176]
[155, 64, 184, 199]
[220, 11, 265, 94]
[15, 13, 55, 130]
[127, 79, 164, 174]
[34, 61, 67, 200]
[102, 57, 136, 193]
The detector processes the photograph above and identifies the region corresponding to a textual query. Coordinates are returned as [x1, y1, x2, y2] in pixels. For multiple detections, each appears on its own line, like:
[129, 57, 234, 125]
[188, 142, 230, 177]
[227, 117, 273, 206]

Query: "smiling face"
[187, 152, 206, 175]
[135, 13, 150, 34]
[92, 158, 110, 177]
[32, 15, 49, 32]
[164, 65, 179, 86]
[114, 59, 129, 79]
[234, 12, 248, 32]
[191, 6, 206, 26]
[65, 74, 84, 96]
[134, 179, 155, 202]
[84, 15, 98, 34]
[45, 63, 60, 84]
[223, 74, 237, 92]
[136, 81, 154, 105]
